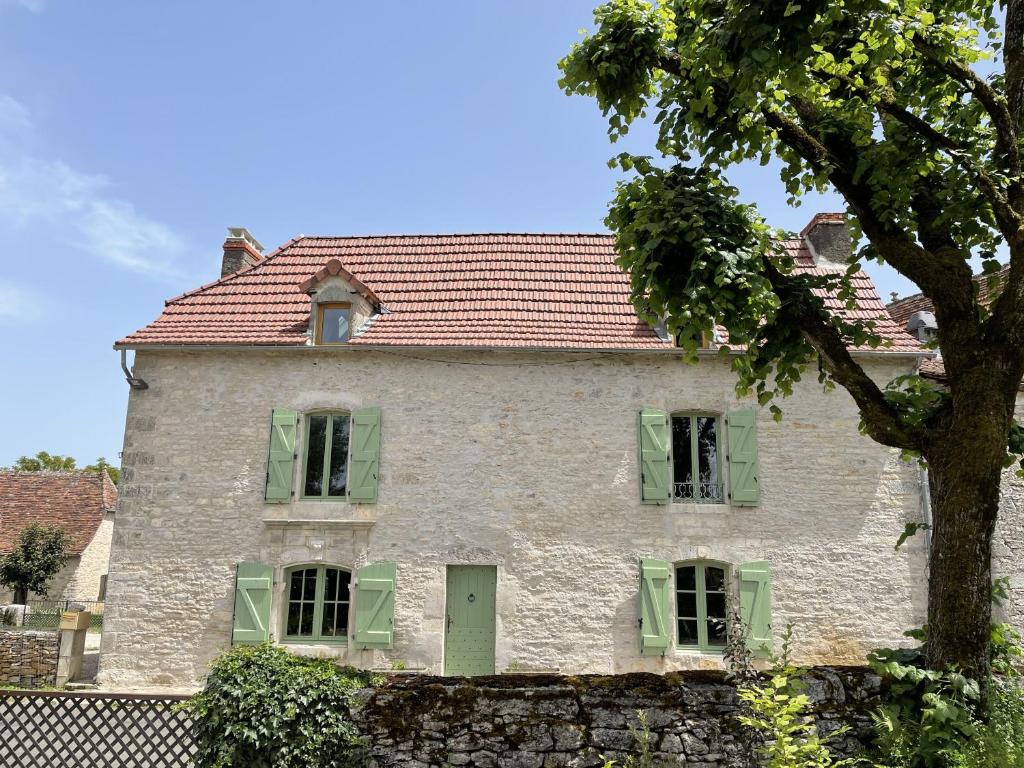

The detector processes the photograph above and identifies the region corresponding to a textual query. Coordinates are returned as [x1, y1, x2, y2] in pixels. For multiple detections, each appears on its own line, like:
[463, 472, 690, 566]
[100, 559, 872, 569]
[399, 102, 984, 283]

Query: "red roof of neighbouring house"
[0, 471, 116, 556]
[117, 230, 920, 353]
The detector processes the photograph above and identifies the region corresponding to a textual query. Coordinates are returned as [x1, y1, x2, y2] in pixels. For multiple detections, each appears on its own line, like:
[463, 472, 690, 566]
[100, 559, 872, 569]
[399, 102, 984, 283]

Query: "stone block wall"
[353, 668, 883, 768]
[0, 630, 58, 688]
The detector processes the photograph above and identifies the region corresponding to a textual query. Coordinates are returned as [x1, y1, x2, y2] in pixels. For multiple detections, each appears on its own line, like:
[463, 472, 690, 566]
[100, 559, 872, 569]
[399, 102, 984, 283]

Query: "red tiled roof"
[0, 471, 116, 555]
[118, 232, 920, 352]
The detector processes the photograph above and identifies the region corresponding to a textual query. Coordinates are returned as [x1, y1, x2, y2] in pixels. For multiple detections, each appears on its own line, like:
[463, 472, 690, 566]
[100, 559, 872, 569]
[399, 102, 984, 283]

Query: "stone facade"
[0, 630, 58, 688]
[993, 396, 1024, 631]
[98, 347, 930, 689]
[353, 668, 881, 767]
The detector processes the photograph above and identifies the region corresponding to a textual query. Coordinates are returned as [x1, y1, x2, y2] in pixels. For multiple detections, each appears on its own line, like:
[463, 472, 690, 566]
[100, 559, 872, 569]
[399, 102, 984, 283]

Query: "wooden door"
[443, 565, 497, 676]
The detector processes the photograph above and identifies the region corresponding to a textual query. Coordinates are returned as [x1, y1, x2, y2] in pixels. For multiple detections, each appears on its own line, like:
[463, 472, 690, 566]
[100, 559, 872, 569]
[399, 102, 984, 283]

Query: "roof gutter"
[113, 342, 931, 360]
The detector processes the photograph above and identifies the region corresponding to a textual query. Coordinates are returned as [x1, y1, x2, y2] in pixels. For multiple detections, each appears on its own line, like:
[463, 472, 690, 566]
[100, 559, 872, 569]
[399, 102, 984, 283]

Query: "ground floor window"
[283, 565, 351, 643]
[676, 561, 728, 650]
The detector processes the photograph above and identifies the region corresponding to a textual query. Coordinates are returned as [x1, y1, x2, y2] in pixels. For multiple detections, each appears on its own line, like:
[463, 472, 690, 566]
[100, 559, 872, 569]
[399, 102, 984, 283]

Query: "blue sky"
[0, 0, 915, 468]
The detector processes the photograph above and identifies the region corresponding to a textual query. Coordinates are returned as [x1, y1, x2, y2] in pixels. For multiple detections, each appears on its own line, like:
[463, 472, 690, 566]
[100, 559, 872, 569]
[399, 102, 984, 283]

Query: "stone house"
[0, 470, 116, 604]
[100, 215, 934, 689]
[887, 270, 1024, 631]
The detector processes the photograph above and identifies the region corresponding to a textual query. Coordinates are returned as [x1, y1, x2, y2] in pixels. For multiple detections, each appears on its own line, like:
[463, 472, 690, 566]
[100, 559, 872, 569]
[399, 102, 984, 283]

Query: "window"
[303, 412, 351, 498]
[316, 303, 351, 344]
[676, 562, 728, 650]
[671, 414, 723, 503]
[283, 565, 351, 642]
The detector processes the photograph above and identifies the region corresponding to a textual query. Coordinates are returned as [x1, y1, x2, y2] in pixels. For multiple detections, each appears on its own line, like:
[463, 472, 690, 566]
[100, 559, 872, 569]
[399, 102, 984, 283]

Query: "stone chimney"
[800, 213, 852, 269]
[221, 227, 264, 277]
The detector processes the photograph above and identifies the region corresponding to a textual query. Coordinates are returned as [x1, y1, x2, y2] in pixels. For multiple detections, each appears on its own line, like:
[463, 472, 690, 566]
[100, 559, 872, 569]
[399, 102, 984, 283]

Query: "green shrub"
[944, 675, 1024, 768]
[736, 626, 857, 768]
[179, 643, 380, 768]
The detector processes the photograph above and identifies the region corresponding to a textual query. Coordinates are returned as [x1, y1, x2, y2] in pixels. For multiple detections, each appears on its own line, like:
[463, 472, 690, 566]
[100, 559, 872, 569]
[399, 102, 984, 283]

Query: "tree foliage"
[0, 523, 71, 601]
[4, 451, 120, 484]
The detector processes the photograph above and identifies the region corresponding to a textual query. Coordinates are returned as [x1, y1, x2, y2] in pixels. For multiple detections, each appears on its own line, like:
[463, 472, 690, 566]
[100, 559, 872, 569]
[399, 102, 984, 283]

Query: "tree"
[4, 451, 119, 484]
[0, 524, 71, 604]
[84, 457, 120, 485]
[560, 0, 1024, 685]
[8, 452, 77, 472]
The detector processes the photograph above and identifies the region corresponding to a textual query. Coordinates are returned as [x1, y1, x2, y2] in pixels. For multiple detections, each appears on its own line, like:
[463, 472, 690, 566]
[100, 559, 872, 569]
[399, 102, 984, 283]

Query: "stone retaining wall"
[0, 630, 59, 688]
[353, 668, 883, 767]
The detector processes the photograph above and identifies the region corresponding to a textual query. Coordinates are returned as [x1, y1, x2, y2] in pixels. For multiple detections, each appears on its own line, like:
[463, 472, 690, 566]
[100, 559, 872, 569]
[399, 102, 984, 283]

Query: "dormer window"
[317, 303, 351, 345]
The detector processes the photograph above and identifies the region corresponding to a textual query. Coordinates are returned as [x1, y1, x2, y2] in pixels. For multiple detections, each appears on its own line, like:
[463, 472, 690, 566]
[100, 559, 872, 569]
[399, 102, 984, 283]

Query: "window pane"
[324, 569, 338, 602]
[707, 617, 728, 647]
[678, 619, 699, 646]
[696, 417, 720, 500]
[304, 415, 329, 496]
[287, 603, 301, 635]
[289, 570, 304, 601]
[706, 592, 726, 620]
[299, 604, 314, 635]
[676, 565, 696, 591]
[321, 307, 350, 343]
[321, 603, 337, 637]
[705, 566, 725, 592]
[671, 416, 693, 498]
[677, 591, 697, 618]
[327, 416, 350, 497]
[303, 570, 317, 600]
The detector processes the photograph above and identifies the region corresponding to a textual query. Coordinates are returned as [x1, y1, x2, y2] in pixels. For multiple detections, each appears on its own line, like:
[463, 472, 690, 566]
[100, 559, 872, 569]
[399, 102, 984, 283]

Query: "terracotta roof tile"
[0, 471, 116, 555]
[118, 232, 920, 353]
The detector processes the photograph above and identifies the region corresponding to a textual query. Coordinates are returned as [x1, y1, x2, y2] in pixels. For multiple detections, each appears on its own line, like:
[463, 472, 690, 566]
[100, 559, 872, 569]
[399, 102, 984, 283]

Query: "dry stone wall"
[353, 668, 883, 768]
[0, 630, 58, 688]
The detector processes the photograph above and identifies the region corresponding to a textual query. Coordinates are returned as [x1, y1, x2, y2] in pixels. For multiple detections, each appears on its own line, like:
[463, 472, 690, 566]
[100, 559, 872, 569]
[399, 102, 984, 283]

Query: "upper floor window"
[676, 561, 728, 650]
[283, 565, 351, 643]
[303, 412, 350, 499]
[671, 414, 723, 503]
[316, 303, 351, 344]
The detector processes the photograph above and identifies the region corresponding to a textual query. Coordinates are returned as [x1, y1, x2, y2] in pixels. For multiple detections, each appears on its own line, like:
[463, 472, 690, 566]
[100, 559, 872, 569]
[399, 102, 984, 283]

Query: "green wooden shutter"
[265, 408, 297, 502]
[348, 407, 381, 503]
[738, 561, 773, 656]
[638, 409, 670, 504]
[354, 562, 395, 649]
[232, 561, 273, 645]
[638, 558, 671, 656]
[727, 408, 760, 506]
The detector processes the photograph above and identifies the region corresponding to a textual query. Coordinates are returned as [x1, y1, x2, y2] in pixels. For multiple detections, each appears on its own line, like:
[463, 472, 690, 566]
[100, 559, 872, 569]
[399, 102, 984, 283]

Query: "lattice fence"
[0, 689, 196, 768]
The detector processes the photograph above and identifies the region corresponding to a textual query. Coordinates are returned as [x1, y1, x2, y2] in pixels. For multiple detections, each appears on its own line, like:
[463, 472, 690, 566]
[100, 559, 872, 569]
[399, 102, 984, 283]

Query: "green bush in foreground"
[179, 643, 381, 768]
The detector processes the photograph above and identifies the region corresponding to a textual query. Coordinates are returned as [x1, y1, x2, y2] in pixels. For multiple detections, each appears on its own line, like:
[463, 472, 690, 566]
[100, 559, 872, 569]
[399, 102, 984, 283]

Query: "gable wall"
[99, 348, 928, 689]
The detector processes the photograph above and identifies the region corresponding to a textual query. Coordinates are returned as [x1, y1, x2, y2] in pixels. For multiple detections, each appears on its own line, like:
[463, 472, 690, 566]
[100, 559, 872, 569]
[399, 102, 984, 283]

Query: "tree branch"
[762, 257, 926, 449]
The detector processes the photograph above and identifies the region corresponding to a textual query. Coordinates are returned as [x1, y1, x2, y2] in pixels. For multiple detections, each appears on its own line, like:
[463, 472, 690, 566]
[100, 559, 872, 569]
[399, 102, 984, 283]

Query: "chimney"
[800, 213, 852, 269]
[221, 227, 264, 277]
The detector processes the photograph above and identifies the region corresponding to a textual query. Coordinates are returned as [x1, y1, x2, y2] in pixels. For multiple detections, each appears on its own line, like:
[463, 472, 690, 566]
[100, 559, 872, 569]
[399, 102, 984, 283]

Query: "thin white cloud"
[0, 94, 186, 277]
[0, 0, 45, 11]
[0, 281, 40, 323]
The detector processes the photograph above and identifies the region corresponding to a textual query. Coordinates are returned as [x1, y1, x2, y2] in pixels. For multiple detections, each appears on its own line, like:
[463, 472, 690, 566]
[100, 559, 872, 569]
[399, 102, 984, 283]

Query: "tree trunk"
[13, 586, 27, 605]
[924, 429, 1004, 687]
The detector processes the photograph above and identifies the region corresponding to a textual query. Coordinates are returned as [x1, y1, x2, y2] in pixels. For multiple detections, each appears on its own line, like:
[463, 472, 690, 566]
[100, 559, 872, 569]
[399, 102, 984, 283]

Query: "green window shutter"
[348, 407, 381, 503]
[232, 561, 273, 645]
[737, 561, 773, 657]
[727, 408, 760, 506]
[638, 409, 670, 504]
[354, 562, 395, 649]
[638, 558, 671, 656]
[265, 408, 297, 502]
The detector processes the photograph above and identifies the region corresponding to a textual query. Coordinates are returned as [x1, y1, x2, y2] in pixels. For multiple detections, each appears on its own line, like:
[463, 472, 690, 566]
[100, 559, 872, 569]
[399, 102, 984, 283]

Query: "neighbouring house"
[0, 471, 116, 604]
[100, 215, 935, 689]
[888, 268, 1024, 631]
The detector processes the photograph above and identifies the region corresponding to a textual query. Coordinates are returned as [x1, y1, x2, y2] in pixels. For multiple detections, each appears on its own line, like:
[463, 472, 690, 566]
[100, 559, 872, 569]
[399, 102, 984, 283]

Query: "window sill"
[674, 647, 725, 656]
[279, 638, 350, 647]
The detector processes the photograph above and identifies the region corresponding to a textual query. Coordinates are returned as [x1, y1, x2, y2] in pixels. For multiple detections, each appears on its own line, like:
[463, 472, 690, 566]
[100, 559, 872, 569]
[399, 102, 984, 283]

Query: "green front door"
[444, 565, 497, 676]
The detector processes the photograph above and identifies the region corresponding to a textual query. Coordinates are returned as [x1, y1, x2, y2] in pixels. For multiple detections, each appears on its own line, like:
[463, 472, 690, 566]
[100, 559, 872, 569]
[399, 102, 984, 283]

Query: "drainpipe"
[120, 349, 148, 390]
